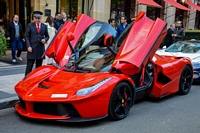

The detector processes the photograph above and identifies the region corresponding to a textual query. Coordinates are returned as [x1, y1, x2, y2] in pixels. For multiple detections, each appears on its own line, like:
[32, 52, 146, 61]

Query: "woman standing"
[43, 16, 56, 65]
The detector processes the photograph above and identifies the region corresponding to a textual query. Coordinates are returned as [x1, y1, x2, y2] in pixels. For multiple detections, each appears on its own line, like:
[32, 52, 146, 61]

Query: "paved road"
[0, 65, 26, 76]
[0, 85, 200, 133]
[0, 66, 24, 110]
[0, 66, 25, 99]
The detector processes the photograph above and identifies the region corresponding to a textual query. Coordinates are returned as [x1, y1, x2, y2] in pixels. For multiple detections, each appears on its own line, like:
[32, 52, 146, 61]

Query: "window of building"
[195, 8, 200, 30]
[110, 0, 132, 25]
[57, 0, 84, 20]
[0, 0, 8, 29]
[0, 0, 31, 33]
[146, 0, 162, 20]
[175, 0, 188, 28]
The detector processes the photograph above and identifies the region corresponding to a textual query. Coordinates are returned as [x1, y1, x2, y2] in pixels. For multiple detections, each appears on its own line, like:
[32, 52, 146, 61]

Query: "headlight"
[76, 78, 111, 96]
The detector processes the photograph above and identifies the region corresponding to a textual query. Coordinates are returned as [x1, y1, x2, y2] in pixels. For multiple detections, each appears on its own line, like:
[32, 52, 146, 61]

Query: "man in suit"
[164, 23, 175, 48]
[116, 16, 129, 40]
[25, 11, 49, 76]
[6, 15, 25, 62]
[54, 12, 62, 30]
[60, 12, 67, 24]
[172, 21, 185, 43]
[108, 18, 116, 28]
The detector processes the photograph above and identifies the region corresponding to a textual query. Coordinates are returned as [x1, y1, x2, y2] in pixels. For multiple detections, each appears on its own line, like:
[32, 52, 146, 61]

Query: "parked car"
[14, 12, 193, 122]
[156, 40, 200, 82]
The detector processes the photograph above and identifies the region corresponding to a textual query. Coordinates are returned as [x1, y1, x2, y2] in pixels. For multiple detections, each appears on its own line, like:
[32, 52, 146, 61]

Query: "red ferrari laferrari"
[14, 12, 193, 122]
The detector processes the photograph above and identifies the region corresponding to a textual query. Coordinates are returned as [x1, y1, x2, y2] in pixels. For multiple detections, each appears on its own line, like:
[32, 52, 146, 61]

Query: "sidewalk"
[0, 49, 27, 67]
[0, 49, 27, 109]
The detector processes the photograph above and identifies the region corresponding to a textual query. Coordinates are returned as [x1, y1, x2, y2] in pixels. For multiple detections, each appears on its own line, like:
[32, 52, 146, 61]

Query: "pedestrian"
[54, 12, 62, 30]
[43, 16, 56, 65]
[108, 18, 116, 28]
[172, 21, 185, 43]
[116, 16, 129, 40]
[61, 12, 67, 24]
[25, 11, 49, 76]
[6, 15, 25, 62]
[164, 23, 175, 48]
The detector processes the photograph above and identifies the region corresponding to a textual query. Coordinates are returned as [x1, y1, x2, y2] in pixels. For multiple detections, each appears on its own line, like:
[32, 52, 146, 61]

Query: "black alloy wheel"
[109, 82, 133, 120]
[179, 65, 193, 95]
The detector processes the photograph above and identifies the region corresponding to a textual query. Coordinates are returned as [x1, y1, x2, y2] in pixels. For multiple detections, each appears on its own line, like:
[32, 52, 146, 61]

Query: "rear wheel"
[179, 65, 192, 95]
[109, 82, 133, 120]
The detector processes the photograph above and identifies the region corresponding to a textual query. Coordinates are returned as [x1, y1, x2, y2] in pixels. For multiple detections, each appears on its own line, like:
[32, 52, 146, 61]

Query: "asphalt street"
[0, 65, 26, 76]
[0, 66, 25, 98]
[0, 50, 26, 109]
[0, 85, 200, 133]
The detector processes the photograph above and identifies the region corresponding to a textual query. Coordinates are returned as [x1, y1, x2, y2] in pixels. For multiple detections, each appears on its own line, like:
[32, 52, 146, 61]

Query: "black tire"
[109, 82, 133, 120]
[179, 65, 193, 95]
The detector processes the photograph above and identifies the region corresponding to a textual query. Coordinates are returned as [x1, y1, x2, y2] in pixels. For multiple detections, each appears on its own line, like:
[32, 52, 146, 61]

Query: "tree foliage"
[0, 35, 7, 59]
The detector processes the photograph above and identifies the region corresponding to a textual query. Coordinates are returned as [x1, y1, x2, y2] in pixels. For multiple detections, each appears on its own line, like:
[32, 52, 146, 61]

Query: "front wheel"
[179, 65, 193, 95]
[109, 82, 133, 120]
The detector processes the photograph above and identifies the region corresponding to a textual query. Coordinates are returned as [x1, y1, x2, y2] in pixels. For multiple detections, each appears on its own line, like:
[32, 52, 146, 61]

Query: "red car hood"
[112, 12, 167, 74]
[45, 14, 97, 67]
[15, 70, 113, 101]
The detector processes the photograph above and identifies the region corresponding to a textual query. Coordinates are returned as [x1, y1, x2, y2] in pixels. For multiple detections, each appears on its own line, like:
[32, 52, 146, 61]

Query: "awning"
[186, 0, 200, 11]
[164, 0, 191, 10]
[137, 0, 162, 8]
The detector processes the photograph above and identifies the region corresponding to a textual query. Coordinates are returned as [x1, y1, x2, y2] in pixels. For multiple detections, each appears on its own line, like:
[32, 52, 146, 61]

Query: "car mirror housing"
[67, 32, 75, 42]
[104, 34, 112, 46]
[103, 34, 116, 55]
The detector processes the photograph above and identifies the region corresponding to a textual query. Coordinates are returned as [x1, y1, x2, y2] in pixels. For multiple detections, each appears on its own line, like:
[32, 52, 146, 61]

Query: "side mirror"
[104, 34, 113, 46]
[103, 34, 116, 55]
[66, 32, 75, 53]
[67, 32, 75, 42]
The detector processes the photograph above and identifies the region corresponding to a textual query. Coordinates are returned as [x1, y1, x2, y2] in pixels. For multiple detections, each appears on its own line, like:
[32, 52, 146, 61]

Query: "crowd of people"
[0, 10, 186, 76]
[164, 21, 185, 48]
[1, 11, 77, 76]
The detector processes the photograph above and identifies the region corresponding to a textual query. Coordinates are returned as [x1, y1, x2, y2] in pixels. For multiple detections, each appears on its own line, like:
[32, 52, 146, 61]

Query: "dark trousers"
[25, 59, 43, 76]
[164, 41, 172, 48]
[11, 38, 23, 59]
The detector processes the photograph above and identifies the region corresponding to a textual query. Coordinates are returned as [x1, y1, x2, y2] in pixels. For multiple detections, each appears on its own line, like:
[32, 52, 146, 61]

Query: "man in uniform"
[25, 11, 49, 76]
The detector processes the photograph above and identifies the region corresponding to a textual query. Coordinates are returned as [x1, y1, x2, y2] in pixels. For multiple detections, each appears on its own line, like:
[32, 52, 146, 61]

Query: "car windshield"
[74, 21, 116, 58]
[76, 22, 103, 50]
[65, 48, 115, 72]
[64, 22, 130, 73]
[166, 41, 200, 53]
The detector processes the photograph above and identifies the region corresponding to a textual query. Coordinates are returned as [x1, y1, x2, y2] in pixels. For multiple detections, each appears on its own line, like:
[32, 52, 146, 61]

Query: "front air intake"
[33, 103, 80, 117]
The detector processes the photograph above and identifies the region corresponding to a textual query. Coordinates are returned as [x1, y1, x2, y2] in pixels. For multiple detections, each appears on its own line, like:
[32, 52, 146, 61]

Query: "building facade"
[108, 0, 200, 30]
[0, 0, 200, 31]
